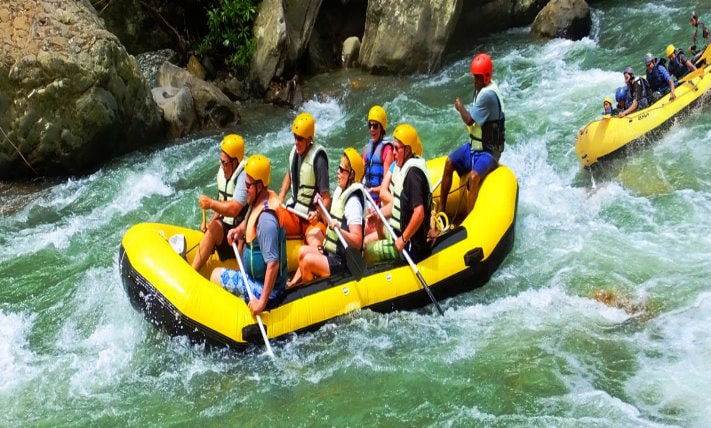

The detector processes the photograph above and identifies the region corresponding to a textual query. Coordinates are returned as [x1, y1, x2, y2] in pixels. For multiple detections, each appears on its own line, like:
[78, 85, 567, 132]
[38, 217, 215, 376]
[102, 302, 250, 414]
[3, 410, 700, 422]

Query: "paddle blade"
[345, 247, 367, 281]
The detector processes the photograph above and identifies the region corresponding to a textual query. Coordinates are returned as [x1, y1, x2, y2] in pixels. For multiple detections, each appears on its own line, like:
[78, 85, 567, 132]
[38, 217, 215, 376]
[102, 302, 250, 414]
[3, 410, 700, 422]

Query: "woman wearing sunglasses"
[288, 148, 367, 287]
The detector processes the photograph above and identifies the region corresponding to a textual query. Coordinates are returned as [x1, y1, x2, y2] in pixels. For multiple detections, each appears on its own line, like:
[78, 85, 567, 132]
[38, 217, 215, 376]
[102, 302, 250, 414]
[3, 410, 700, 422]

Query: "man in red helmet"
[440, 53, 505, 214]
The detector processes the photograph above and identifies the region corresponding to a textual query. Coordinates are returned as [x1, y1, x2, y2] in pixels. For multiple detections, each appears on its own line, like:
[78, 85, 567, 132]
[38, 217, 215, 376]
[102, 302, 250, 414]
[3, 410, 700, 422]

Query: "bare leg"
[210, 267, 226, 285]
[291, 245, 329, 284]
[440, 158, 455, 213]
[466, 171, 482, 212]
[192, 220, 224, 271]
[287, 268, 302, 288]
[364, 230, 380, 245]
[306, 229, 324, 247]
[300, 251, 330, 282]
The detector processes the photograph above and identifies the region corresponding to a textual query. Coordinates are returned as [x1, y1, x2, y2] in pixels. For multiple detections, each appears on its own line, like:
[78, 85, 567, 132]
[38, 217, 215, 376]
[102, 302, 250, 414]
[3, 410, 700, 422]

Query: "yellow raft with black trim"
[575, 47, 711, 167]
[119, 156, 518, 349]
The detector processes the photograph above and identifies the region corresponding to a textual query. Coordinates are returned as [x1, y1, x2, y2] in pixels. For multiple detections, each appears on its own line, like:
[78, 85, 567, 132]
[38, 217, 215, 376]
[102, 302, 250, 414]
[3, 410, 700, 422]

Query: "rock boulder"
[531, 0, 591, 41]
[0, 0, 162, 179]
[156, 62, 241, 131]
[359, 0, 462, 74]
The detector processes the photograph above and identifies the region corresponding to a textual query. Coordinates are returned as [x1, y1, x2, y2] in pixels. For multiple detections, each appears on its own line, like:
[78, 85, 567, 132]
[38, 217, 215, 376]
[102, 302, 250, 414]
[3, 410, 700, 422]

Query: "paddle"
[315, 199, 367, 281]
[282, 204, 309, 220]
[231, 242, 275, 358]
[201, 208, 207, 231]
[364, 191, 444, 316]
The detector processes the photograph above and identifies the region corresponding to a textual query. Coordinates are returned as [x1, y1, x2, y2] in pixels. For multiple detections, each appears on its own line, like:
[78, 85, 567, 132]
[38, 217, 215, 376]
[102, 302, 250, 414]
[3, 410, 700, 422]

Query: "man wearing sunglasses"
[212, 155, 288, 316]
[278, 112, 331, 246]
[370, 124, 431, 263]
[644, 53, 676, 102]
[192, 134, 249, 272]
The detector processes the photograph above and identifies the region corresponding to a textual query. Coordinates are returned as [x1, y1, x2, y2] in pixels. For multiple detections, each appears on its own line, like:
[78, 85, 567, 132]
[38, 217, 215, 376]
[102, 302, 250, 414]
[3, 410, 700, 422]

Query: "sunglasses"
[245, 180, 260, 189]
[221, 158, 235, 166]
[337, 165, 351, 175]
[368, 122, 380, 130]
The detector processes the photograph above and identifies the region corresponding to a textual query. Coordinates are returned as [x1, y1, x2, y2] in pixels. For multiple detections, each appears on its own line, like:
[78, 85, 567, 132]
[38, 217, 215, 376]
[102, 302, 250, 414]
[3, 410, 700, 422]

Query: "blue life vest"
[363, 139, 392, 205]
[646, 62, 671, 93]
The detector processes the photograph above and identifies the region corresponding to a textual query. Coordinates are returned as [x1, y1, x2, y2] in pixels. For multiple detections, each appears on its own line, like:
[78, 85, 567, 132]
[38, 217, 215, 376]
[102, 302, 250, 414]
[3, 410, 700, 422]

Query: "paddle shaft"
[316, 198, 367, 280]
[316, 199, 349, 248]
[231, 242, 275, 357]
[283, 204, 314, 221]
[364, 192, 444, 316]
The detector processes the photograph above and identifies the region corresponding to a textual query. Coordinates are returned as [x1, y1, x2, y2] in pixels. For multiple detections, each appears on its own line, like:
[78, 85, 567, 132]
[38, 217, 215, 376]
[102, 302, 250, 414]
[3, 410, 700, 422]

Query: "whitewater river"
[2, 0, 711, 425]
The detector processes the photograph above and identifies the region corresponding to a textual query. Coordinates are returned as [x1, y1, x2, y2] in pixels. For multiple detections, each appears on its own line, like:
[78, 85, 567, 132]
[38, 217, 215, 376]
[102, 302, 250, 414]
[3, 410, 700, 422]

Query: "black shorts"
[326, 253, 347, 275]
[215, 219, 237, 261]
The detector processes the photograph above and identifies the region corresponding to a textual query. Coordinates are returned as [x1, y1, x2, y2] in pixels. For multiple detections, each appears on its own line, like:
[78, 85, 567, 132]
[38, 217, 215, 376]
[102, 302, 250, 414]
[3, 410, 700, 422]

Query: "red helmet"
[470, 53, 493, 85]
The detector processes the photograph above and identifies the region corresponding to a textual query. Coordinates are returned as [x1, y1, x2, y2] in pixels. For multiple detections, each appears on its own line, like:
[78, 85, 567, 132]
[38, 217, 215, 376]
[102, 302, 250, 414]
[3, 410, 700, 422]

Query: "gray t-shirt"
[232, 171, 248, 206]
[256, 210, 280, 264]
[469, 88, 502, 125]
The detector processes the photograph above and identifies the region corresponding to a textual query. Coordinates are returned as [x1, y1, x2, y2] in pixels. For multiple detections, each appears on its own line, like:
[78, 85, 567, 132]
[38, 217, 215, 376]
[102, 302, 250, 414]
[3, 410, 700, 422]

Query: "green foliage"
[198, 0, 258, 74]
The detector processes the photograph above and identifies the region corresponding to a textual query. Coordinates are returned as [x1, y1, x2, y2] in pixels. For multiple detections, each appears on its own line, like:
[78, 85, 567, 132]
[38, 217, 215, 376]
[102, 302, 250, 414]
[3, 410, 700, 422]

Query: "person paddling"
[289, 148, 367, 287]
[278, 112, 331, 247]
[211, 155, 288, 317]
[192, 134, 248, 272]
[666, 44, 697, 79]
[618, 67, 650, 118]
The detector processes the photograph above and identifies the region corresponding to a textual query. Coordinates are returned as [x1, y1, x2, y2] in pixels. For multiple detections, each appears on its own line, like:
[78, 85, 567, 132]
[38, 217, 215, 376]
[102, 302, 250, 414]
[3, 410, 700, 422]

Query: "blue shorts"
[219, 269, 283, 302]
[448, 143, 497, 178]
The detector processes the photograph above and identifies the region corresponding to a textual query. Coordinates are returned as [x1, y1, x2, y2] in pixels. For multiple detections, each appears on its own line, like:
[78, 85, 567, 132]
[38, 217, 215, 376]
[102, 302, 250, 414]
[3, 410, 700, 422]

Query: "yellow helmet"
[244, 154, 271, 187]
[666, 44, 676, 57]
[343, 147, 365, 183]
[393, 124, 420, 152]
[292, 112, 315, 140]
[603, 97, 612, 105]
[413, 136, 423, 157]
[368, 105, 387, 131]
[221, 134, 245, 161]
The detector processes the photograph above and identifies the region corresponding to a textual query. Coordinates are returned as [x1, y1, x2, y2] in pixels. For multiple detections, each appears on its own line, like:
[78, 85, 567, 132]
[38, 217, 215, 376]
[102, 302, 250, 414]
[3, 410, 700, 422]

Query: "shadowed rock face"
[248, 0, 555, 82]
[531, 0, 592, 41]
[0, 0, 162, 179]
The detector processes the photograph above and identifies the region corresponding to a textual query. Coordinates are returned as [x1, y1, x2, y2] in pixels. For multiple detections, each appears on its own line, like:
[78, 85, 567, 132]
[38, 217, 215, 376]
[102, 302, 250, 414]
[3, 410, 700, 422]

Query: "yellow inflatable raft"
[119, 156, 518, 349]
[575, 47, 711, 167]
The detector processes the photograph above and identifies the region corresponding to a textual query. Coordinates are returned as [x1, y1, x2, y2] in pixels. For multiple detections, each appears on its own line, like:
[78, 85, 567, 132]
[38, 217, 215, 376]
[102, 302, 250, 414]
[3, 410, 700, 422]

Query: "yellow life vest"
[389, 156, 431, 234]
[467, 81, 505, 160]
[286, 143, 327, 216]
[323, 183, 367, 255]
[216, 162, 244, 226]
